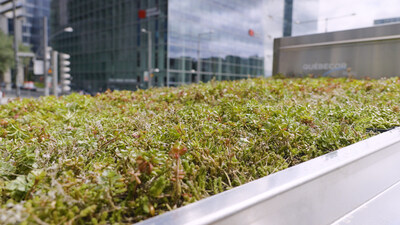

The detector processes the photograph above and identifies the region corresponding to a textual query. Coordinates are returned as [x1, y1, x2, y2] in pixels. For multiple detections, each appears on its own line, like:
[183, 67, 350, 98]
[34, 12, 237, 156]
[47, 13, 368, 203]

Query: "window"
[137, 51, 140, 67]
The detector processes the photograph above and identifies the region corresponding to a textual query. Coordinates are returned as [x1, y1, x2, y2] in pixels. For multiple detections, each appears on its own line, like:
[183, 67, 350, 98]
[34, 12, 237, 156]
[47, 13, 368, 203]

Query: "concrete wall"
[273, 23, 400, 78]
[0, 15, 8, 34]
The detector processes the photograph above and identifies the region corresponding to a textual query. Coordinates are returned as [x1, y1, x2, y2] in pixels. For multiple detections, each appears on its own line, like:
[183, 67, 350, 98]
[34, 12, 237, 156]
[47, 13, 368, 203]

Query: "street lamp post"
[295, 13, 356, 33]
[42, 16, 73, 96]
[324, 13, 356, 32]
[324, 17, 329, 33]
[141, 28, 152, 88]
[196, 31, 213, 84]
[51, 50, 58, 97]
[43, 16, 48, 96]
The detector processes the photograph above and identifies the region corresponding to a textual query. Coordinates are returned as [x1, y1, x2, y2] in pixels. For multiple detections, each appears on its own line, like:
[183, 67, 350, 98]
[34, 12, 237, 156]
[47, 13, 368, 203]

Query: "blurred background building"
[0, 0, 50, 52]
[374, 17, 400, 25]
[283, 0, 293, 37]
[49, 0, 400, 93]
[3, 0, 400, 94]
[21, 0, 50, 53]
[51, 0, 270, 92]
[0, 0, 50, 91]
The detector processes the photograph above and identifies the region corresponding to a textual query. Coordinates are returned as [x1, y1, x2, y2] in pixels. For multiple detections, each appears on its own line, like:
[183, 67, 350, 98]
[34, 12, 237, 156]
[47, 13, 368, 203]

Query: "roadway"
[0, 88, 45, 105]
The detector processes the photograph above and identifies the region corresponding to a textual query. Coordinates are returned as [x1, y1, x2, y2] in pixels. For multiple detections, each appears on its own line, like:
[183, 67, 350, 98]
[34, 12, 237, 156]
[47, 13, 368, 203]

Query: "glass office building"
[23, 0, 51, 53]
[283, 0, 293, 37]
[1, 0, 51, 52]
[51, 0, 266, 92]
[168, 0, 264, 86]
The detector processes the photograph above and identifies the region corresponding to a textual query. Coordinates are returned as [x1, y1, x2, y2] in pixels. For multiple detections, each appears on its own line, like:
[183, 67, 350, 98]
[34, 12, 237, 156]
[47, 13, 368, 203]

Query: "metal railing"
[137, 128, 400, 225]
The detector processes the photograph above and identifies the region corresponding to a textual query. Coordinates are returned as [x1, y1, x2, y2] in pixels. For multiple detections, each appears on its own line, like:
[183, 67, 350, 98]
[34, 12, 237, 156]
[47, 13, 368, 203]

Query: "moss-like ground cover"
[1, 77, 400, 224]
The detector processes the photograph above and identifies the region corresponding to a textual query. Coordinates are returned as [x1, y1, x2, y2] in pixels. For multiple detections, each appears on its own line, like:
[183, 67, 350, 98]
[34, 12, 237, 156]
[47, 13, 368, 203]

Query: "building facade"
[23, 0, 51, 53]
[0, 0, 50, 52]
[0, 0, 50, 89]
[273, 23, 400, 79]
[51, 0, 266, 92]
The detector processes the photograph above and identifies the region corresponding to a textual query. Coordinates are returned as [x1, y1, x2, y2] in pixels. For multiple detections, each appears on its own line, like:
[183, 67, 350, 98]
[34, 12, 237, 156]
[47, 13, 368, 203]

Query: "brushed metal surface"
[280, 22, 400, 46]
[332, 180, 400, 225]
[136, 128, 400, 225]
[280, 34, 400, 49]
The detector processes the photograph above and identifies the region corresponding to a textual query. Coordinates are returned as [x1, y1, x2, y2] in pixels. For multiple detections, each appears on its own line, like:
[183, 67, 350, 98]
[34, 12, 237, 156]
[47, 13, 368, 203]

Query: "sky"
[168, 0, 266, 59]
[302, 0, 400, 34]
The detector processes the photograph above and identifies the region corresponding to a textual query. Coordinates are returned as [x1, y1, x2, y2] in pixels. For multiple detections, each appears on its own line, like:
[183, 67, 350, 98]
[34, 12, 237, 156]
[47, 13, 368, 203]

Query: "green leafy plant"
[0, 77, 400, 223]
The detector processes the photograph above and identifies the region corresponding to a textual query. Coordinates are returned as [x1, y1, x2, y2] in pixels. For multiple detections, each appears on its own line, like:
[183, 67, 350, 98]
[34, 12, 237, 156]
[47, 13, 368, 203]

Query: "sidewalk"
[1, 96, 12, 105]
[0, 94, 17, 105]
[0, 89, 44, 105]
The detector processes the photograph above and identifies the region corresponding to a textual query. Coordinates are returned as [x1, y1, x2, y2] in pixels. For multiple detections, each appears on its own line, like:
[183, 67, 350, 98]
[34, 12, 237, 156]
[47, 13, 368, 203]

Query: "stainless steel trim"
[280, 34, 400, 50]
[136, 128, 400, 225]
[332, 179, 400, 224]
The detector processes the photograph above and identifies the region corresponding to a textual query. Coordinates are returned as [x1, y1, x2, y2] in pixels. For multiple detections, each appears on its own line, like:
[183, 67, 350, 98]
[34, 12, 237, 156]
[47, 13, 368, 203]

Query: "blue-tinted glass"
[52, 0, 169, 91]
[168, 0, 266, 85]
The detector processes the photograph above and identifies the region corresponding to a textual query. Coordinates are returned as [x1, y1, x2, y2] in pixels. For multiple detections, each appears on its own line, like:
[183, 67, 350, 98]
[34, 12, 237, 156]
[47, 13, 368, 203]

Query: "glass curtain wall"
[21, 0, 51, 53]
[167, 0, 265, 86]
[51, 0, 168, 92]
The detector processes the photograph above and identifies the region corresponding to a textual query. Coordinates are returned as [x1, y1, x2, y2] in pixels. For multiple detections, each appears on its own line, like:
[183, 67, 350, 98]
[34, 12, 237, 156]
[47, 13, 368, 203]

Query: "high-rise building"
[22, 0, 50, 53]
[283, 0, 293, 37]
[0, 0, 50, 53]
[283, 0, 319, 37]
[374, 17, 400, 25]
[51, 0, 266, 92]
[0, 0, 50, 90]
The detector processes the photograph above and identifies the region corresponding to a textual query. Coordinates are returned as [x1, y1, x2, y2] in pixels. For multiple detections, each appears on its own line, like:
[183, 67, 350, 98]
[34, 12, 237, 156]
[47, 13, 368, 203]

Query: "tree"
[18, 41, 31, 67]
[0, 30, 33, 78]
[0, 30, 14, 75]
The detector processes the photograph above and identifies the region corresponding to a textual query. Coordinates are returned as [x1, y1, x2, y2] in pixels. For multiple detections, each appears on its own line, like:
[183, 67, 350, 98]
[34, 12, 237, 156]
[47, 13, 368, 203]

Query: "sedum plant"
[0, 77, 400, 224]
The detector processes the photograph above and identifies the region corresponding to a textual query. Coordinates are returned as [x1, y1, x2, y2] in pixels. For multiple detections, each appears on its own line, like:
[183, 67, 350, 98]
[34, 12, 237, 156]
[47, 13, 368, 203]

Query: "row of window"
[72, 69, 259, 91]
[169, 57, 264, 68]
[167, 71, 257, 85]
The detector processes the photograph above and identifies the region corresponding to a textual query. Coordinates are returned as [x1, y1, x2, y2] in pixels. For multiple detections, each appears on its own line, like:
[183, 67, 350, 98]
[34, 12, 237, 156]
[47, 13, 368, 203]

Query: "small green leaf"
[80, 205, 97, 217]
[149, 176, 167, 197]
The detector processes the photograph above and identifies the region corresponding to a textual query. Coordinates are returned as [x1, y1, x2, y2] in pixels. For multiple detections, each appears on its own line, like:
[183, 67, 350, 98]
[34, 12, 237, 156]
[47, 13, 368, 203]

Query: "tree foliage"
[18, 42, 31, 67]
[0, 30, 14, 74]
[0, 30, 33, 76]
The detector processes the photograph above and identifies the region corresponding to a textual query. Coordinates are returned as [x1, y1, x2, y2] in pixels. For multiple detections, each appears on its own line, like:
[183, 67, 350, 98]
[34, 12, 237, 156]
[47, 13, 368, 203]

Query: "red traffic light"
[138, 10, 146, 19]
[248, 29, 255, 37]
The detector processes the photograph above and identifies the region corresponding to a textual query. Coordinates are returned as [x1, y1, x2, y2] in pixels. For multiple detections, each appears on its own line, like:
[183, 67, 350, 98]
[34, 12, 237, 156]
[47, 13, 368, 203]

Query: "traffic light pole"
[147, 30, 152, 88]
[43, 16, 49, 96]
[12, 0, 20, 97]
[51, 50, 58, 97]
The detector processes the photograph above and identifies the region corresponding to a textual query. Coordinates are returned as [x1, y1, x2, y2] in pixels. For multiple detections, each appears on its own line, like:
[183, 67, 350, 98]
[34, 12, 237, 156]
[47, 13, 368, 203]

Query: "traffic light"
[59, 53, 71, 94]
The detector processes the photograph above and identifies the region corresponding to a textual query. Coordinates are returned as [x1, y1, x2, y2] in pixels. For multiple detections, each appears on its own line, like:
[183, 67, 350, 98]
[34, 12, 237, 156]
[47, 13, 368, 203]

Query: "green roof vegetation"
[1, 77, 400, 224]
